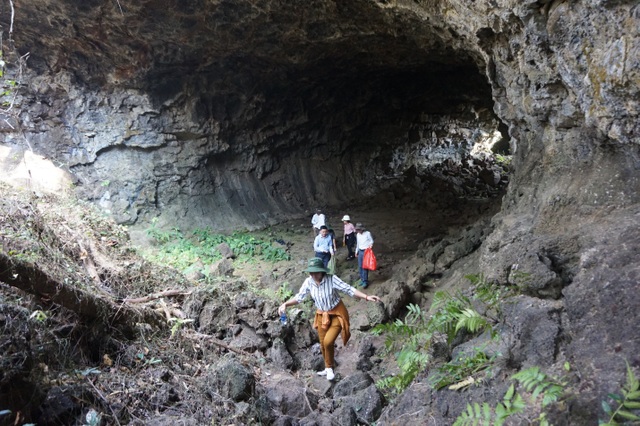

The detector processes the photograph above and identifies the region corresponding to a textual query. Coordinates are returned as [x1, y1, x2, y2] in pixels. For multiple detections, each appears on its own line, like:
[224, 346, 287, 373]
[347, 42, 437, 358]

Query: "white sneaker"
[317, 369, 327, 376]
[326, 368, 335, 381]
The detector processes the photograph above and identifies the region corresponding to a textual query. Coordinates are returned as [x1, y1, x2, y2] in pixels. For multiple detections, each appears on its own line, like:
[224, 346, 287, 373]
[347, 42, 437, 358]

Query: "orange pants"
[317, 315, 342, 368]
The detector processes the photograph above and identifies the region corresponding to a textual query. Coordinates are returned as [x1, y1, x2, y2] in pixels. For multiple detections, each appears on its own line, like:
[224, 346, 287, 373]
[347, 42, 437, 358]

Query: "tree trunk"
[0, 252, 165, 337]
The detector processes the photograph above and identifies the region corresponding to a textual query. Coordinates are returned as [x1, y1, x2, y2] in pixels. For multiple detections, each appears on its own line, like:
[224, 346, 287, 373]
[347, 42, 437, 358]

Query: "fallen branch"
[183, 331, 256, 358]
[124, 289, 191, 304]
[0, 252, 165, 336]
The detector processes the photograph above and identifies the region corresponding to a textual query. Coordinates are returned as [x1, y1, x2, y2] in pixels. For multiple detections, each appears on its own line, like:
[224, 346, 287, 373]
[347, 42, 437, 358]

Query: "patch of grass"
[142, 225, 291, 275]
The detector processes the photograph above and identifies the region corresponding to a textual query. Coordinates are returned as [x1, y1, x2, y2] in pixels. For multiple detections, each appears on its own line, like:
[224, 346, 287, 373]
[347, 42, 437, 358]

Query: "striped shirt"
[294, 275, 356, 312]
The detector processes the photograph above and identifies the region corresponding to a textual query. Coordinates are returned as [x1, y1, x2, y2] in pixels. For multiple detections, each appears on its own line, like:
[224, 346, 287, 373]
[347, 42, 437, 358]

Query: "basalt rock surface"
[1, 0, 639, 424]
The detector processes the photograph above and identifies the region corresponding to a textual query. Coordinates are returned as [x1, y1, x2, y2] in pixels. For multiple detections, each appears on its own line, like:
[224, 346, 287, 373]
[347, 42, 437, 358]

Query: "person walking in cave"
[355, 223, 374, 288]
[311, 208, 326, 237]
[314, 225, 334, 268]
[278, 258, 381, 381]
[341, 215, 356, 260]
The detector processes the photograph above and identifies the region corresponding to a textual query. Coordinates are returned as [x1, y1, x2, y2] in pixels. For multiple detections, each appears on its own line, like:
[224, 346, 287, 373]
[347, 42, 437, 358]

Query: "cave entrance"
[152, 57, 510, 237]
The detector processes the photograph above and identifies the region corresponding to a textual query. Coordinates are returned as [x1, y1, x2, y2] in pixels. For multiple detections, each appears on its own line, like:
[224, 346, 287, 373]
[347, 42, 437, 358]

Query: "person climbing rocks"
[355, 223, 374, 288]
[311, 208, 326, 236]
[341, 215, 356, 260]
[278, 258, 381, 381]
[313, 225, 334, 268]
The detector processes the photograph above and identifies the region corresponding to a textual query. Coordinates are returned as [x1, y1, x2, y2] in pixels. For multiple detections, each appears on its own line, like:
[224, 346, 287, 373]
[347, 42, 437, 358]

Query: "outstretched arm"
[278, 298, 300, 315]
[353, 289, 381, 303]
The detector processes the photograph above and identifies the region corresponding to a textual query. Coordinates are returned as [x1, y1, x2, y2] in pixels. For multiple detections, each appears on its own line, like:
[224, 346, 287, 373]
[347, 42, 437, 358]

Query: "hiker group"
[278, 208, 382, 381]
[310, 208, 376, 289]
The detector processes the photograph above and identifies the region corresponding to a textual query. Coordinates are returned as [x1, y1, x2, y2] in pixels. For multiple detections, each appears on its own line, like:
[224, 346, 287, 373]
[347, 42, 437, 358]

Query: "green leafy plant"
[372, 303, 432, 395]
[376, 350, 430, 395]
[600, 361, 640, 425]
[495, 153, 512, 167]
[513, 366, 566, 408]
[454, 382, 526, 426]
[466, 273, 515, 312]
[29, 309, 48, 322]
[169, 318, 194, 338]
[429, 291, 489, 344]
[453, 366, 567, 426]
[144, 226, 290, 274]
[373, 293, 493, 395]
[275, 282, 294, 301]
[430, 348, 496, 390]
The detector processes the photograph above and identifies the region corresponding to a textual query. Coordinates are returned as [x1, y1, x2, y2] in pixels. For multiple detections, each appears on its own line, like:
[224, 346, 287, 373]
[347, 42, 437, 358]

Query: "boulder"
[264, 374, 319, 418]
[269, 338, 295, 370]
[334, 384, 385, 424]
[229, 326, 269, 352]
[207, 359, 254, 402]
[216, 242, 235, 259]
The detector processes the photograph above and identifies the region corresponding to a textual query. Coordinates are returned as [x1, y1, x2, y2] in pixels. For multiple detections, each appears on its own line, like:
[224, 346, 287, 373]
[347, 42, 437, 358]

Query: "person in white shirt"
[355, 223, 374, 288]
[311, 208, 326, 236]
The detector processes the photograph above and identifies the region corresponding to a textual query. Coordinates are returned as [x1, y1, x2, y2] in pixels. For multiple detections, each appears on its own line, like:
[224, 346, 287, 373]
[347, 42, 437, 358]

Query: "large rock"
[334, 384, 385, 424]
[264, 374, 320, 418]
[207, 359, 255, 402]
[268, 338, 295, 370]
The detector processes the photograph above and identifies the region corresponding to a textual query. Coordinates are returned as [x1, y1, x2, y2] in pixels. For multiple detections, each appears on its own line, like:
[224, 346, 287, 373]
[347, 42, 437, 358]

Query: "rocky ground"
[0, 181, 506, 425]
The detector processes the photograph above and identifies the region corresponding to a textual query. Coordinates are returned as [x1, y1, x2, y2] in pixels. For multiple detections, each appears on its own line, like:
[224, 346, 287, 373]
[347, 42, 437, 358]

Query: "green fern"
[600, 361, 640, 425]
[373, 304, 432, 395]
[512, 367, 565, 407]
[466, 273, 515, 311]
[376, 350, 430, 394]
[428, 291, 490, 343]
[453, 367, 566, 426]
[430, 348, 494, 390]
[455, 308, 489, 334]
[454, 383, 526, 426]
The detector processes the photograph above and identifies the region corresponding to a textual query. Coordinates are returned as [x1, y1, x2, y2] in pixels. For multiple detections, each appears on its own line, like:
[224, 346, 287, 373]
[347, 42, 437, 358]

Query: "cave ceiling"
[9, 0, 483, 97]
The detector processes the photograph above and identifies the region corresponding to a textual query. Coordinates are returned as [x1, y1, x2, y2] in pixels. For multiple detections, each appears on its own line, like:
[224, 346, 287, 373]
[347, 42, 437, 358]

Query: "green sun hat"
[305, 258, 329, 273]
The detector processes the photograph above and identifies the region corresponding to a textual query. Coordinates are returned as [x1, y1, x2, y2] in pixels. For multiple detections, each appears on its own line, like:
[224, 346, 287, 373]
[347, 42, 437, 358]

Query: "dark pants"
[357, 250, 369, 287]
[345, 233, 356, 258]
[315, 251, 331, 268]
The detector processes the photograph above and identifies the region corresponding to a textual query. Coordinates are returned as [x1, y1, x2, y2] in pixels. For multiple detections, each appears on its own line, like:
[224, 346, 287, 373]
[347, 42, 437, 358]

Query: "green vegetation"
[454, 366, 568, 426]
[430, 348, 496, 390]
[454, 381, 526, 426]
[373, 289, 495, 395]
[600, 361, 640, 425]
[373, 274, 516, 397]
[143, 221, 290, 275]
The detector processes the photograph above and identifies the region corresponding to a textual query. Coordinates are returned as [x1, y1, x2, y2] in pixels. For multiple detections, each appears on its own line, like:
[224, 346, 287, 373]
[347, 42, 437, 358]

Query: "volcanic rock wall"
[1, 0, 639, 422]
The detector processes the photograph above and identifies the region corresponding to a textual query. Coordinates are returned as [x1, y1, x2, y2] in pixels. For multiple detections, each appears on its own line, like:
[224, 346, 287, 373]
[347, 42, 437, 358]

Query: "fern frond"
[455, 308, 489, 334]
[453, 383, 525, 426]
[600, 361, 640, 425]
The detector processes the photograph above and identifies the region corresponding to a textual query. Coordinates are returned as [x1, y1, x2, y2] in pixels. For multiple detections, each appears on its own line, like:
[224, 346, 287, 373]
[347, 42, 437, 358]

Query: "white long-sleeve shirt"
[356, 231, 374, 253]
[311, 213, 326, 229]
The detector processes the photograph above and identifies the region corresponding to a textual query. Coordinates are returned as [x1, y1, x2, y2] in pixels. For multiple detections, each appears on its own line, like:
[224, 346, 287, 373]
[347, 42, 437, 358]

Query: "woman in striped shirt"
[278, 258, 381, 381]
